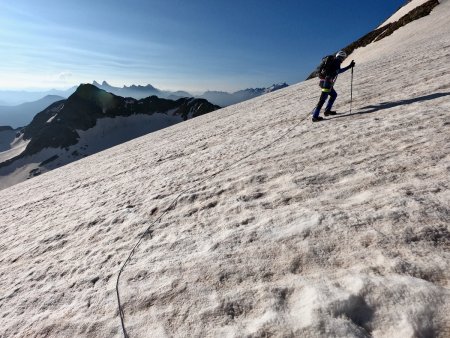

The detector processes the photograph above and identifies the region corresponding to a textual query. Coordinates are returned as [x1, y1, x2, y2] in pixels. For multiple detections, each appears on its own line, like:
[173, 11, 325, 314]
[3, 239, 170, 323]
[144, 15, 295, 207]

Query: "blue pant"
[312, 89, 337, 118]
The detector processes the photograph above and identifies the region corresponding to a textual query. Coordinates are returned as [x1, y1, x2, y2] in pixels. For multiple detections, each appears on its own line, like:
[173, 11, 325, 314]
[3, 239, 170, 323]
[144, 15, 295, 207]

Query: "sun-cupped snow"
[0, 2, 449, 338]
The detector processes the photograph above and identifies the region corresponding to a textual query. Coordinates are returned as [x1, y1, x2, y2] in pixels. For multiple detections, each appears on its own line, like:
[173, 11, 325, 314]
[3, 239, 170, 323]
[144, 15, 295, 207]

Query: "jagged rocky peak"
[128, 84, 158, 91]
[267, 83, 289, 92]
[92, 80, 117, 91]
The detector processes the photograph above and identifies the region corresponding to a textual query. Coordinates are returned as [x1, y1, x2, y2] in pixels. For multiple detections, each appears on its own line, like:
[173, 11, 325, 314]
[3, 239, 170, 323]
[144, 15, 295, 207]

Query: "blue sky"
[0, 0, 407, 92]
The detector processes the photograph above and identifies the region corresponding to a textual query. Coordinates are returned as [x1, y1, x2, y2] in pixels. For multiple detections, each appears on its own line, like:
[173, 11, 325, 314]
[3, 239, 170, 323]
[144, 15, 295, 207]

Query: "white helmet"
[336, 50, 347, 60]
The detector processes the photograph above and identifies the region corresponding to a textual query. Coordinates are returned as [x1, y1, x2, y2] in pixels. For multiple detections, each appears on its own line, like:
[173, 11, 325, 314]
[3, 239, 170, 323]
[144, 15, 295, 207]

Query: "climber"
[312, 51, 355, 122]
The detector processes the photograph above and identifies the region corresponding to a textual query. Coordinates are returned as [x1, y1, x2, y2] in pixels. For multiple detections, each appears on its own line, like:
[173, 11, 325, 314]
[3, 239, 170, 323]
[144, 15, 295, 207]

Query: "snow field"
[0, 1, 449, 337]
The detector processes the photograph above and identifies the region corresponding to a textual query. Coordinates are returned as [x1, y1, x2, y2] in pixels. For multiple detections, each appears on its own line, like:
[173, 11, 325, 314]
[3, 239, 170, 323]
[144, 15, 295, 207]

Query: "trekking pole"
[350, 64, 354, 113]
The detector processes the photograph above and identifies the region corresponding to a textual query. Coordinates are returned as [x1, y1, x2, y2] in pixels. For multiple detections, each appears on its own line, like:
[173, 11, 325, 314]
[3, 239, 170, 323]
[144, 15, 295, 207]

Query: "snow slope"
[0, 2, 449, 338]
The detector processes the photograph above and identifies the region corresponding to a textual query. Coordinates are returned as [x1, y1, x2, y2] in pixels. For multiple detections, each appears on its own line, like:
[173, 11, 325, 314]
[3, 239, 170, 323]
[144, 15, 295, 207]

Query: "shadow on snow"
[329, 91, 450, 120]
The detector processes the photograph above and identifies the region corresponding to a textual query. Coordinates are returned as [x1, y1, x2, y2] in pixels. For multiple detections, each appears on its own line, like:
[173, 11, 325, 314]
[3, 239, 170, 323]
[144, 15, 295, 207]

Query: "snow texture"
[0, 2, 449, 337]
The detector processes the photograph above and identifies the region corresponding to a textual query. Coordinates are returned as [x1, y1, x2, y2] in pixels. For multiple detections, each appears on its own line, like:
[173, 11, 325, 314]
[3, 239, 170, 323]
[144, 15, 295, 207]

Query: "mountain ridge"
[0, 82, 289, 110]
[0, 84, 219, 188]
[91, 81, 289, 107]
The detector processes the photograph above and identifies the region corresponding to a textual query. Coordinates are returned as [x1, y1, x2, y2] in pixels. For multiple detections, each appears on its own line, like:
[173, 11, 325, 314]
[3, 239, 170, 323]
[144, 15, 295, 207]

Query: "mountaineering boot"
[312, 116, 324, 122]
[324, 110, 337, 116]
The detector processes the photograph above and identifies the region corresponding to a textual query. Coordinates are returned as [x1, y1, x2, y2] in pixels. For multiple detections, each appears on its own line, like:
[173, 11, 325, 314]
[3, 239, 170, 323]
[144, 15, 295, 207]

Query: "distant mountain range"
[0, 88, 76, 106]
[91, 81, 191, 101]
[91, 81, 289, 107]
[0, 95, 65, 128]
[0, 82, 288, 112]
[0, 82, 288, 128]
[0, 84, 219, 189]
[200, 83, 289, 107]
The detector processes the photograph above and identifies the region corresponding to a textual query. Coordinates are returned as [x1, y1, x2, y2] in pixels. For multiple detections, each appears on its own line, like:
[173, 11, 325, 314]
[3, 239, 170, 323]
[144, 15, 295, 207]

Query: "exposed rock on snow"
[0, 1, 449, 338]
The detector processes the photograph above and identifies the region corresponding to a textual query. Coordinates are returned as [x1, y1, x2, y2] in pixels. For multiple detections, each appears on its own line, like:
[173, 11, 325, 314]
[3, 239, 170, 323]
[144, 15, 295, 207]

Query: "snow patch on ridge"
[378, 0, 432, 28]
[0, 133, 29, 163]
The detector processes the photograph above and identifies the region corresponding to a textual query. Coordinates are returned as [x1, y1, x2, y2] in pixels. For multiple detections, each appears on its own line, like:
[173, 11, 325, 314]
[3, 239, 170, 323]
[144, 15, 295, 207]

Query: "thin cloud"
[56, 72, 73, 81]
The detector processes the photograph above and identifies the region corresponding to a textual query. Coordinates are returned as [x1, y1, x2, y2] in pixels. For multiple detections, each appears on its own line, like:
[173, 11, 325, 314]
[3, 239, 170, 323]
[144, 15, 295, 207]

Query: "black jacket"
[320, 59, 353, 91]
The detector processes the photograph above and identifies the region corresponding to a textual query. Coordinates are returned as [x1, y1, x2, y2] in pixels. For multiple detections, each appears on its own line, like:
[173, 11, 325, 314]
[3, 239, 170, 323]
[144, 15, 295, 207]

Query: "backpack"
[318, 55, 335, 79]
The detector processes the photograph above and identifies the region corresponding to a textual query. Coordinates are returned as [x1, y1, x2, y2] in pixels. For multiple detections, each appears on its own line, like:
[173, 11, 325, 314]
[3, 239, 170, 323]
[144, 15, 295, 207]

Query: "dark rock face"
[307, 0, 440, 79]
[22, 100, 76, 154]
[3, 84, 220, 165]
[25, 126, 79, 156]
[174, 98, 221, 120]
